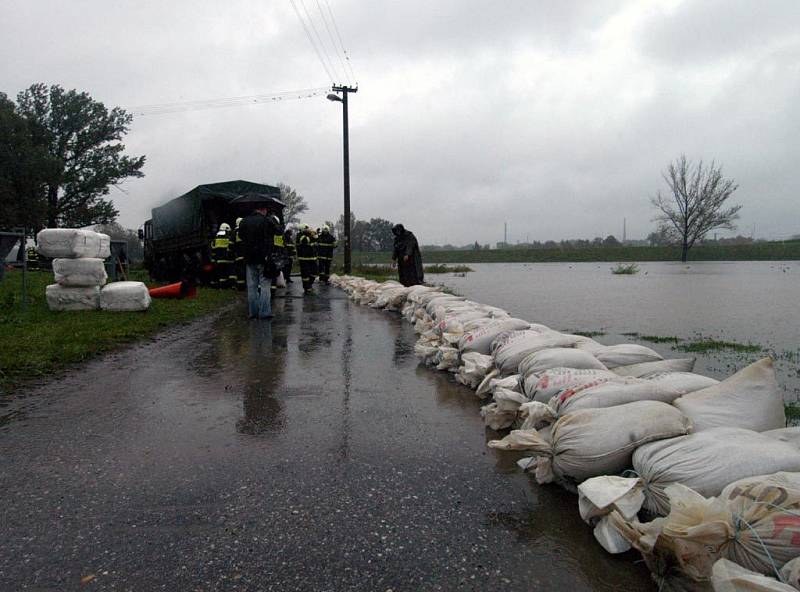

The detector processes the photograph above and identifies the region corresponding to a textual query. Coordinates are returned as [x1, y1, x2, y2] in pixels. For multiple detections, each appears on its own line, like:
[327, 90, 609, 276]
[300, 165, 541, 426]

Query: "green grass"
[639, 335, 681, 344]
[342, 240, 800, 264]
[676, 339, 763, 354]
[0, 269, 233, 392]
[611, 263, 640, 275]
[786, 404, 800, 423]
[571, 330, 606, 338]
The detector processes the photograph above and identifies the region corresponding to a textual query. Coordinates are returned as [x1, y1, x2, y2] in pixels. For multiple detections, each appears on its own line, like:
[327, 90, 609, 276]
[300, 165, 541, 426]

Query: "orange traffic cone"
[148, 280, 196, 299]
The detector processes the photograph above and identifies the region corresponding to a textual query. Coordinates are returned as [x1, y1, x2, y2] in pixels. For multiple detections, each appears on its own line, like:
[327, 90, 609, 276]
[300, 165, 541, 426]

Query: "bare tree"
[651, 155, 741, 262]
[277, 182, 309, 225]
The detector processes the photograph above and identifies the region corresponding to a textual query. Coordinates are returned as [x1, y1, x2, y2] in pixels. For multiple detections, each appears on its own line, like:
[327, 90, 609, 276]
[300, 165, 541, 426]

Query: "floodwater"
[0, 284, 654, 591]
[437, 261, 800, 402]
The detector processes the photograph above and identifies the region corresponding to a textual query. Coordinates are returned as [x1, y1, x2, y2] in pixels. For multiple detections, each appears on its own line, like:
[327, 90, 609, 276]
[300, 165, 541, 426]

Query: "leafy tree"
[0, 93, 58, 231]
[651, 155, 741, 262]
[603, 235, 620, 247]
[277, 182, 309, 225]
[15, 83, 145, 228]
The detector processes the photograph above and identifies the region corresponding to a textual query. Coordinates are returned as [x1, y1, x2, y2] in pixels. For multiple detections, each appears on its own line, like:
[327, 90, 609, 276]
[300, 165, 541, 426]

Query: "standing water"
[437, 261, 800, 403]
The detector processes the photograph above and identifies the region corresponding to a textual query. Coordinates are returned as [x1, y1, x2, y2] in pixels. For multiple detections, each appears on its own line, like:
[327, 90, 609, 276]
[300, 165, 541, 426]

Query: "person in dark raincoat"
[391, 224, 424, 287]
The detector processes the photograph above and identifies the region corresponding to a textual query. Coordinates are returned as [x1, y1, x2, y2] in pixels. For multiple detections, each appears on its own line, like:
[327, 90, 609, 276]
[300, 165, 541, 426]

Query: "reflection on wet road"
[0, 283, 653, 591]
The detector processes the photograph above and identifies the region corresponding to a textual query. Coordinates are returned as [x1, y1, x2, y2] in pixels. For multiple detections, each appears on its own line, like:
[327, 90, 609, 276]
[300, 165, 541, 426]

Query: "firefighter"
[296, 224, 318, 293]
[233, 217, 246, 290]
[316, 225, 337, 284]
[283, 227, 296, 283]
[210, 223, 234, 288]
[269, 213, 285, 297]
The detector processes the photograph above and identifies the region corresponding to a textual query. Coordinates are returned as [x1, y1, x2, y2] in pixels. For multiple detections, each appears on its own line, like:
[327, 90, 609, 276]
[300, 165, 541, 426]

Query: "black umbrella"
[230, 193, 285, 209]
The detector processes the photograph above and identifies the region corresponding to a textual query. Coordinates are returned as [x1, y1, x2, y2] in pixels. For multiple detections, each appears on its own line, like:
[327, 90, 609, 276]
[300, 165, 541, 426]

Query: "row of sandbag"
[329, 275, 799, 590]
[37, 228, 151, 312]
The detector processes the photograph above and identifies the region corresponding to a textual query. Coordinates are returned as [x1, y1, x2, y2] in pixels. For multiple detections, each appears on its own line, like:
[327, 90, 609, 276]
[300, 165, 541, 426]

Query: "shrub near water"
[0, 269, 232, 391]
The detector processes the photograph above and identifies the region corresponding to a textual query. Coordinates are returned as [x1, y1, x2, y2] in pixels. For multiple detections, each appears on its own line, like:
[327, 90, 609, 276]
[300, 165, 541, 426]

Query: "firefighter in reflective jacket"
[210, 223, 234, 288]
[283, 228, 296, 283]
[315, 226, 337, 284]
[26, 247, 41, 271]
[296, 225, 318, 293]
[232, 218, 246, 290]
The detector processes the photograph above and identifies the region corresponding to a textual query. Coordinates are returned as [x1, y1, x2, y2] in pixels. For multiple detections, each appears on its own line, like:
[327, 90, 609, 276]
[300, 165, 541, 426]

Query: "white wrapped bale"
[673, 358, 784, 433]
[594, 344, 663, 369]
[36, 228, 111, 259]
[488, 400, 693, 486]
[52, 258, 107, 287]
[99, 281, 151, 312]
[632, 427, 800, 515]
[45, 284, 100, 311]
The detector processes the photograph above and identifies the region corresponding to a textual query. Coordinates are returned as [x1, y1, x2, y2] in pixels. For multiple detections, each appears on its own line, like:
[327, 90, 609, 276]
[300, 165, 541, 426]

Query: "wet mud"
[0, 283, 653, 591]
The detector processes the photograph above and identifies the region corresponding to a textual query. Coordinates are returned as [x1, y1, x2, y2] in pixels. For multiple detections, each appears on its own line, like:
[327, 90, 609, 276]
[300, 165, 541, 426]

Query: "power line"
[298, 0, 342, 83]
[289, 0, 335, 84]
[322, 0, 357, 84]
[315, 0, 350, 85]
[130, 87, 330, 117]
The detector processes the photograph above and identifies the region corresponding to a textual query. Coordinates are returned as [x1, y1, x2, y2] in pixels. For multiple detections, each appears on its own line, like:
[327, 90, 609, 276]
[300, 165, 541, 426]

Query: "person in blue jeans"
[238, 206, 280, 319]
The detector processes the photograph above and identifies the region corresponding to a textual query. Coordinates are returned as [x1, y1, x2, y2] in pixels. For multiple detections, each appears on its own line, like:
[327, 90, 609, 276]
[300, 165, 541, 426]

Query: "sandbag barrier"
[37, 228, 150, 312]
[329, 274, 800, 590]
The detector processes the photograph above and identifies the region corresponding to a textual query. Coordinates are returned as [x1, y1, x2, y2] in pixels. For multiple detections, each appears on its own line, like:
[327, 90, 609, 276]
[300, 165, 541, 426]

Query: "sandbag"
[712, 559, 799, 592]
[611, 474, 800, 587]
[36, 228, 111, 259]
[52, 258, 107, 287]
[633, 428, 800, 515]
[614, 358, 697, 377]
[673, 358, 784, 433]
[594, 344, 663, 369]
[764, 428, 800, 450]
[518, 347, 607, 377]
[458, 318, 532, 354]
[523, 367, 619, 402]
[45, 284, 100, 311]
[480, 402, 517, 431]
[99, 281, 151, 311]
[488, 400, 692, 485]
[578, 475, 646, 554]
[455, 352, 494, 389]
[493, 331, 581, 375]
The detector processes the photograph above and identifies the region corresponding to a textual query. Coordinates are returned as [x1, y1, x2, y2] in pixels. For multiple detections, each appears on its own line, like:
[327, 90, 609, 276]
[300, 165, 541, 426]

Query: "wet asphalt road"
[0, 283, 654, 591]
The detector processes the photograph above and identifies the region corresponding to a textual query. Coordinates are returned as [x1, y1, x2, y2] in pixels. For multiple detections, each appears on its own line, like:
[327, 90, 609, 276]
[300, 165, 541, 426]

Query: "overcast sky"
[2, 0, 799, 244]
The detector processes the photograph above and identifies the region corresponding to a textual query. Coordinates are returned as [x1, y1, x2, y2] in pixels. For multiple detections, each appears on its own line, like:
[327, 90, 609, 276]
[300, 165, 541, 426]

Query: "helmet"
[219, 223, 231, 232]
[322, 225, 330, 232]
[300, 223, 309, 230]
[235, 217, 243, 227]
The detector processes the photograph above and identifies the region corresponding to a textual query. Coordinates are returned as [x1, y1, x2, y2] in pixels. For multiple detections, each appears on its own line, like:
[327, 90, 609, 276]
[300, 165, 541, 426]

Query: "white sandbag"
[493, 331, 581, 375]
[99, 281, 151, 312]
[612, 474, 800, 587]
[481, 402, 517, 431]
[435, 347, 460, 371]
[673, 358, 784, 433]
[553, 372, 720, 417]
[523, 367, 620, 402]
[764, 428, 800, 450]
[578, 475, 646, 554]
[455, 352, 494, 389]
[493, 387, 528, 412]
[614, 358, 697, 377]
[633, 427, 800, 515]
[594, 344, 663, 369]
[712, 559, 798, 592]
[488, 401, 692, 485]
[458, 318, 532, 354]
[518, 347, 607, 377]
[45, 284, 100, 311]
[570, 336, 607, 355]
[36, 228, 111, 259]
[52, 258, 107, 287]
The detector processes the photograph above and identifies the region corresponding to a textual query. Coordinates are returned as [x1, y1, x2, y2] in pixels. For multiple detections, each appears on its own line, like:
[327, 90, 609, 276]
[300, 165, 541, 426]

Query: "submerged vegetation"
[611, 263, 640, 275]
[571, 330, 607, 338]
[676, 339, 763, 354]
[639, 335, 681, 344]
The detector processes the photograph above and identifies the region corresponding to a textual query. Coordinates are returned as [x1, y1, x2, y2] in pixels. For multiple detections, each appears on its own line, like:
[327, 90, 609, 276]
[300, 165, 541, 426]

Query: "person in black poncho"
[391, 224, 424, 287]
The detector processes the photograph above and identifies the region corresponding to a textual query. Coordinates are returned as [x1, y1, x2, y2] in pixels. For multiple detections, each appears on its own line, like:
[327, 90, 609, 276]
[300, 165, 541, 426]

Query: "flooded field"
[437, 261, 800, 403]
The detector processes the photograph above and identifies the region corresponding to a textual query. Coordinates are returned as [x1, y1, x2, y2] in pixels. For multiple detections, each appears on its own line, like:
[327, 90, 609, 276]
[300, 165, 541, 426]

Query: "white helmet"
[235, 217, 243, 227]
[219, 223, 231, 232]
[322, 225, 330, 232]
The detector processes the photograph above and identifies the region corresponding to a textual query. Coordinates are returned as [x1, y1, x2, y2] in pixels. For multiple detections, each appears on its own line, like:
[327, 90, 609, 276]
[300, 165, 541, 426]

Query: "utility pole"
[623, 217, 627, 243]
[327, 85, 358, 274]
[504, 222, 507, 245]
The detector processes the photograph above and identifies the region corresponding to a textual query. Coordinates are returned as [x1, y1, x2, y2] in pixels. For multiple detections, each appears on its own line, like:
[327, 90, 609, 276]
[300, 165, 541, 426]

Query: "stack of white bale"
[37, 229, 150, 312]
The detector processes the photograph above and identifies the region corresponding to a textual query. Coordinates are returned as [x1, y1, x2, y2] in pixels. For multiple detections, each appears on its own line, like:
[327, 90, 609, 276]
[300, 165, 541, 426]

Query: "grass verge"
[1, 269, 233, 392]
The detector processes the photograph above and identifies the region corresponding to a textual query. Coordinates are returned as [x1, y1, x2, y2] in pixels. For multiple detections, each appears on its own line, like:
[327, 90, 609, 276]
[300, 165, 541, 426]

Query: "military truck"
[142, 180, 282, 282]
